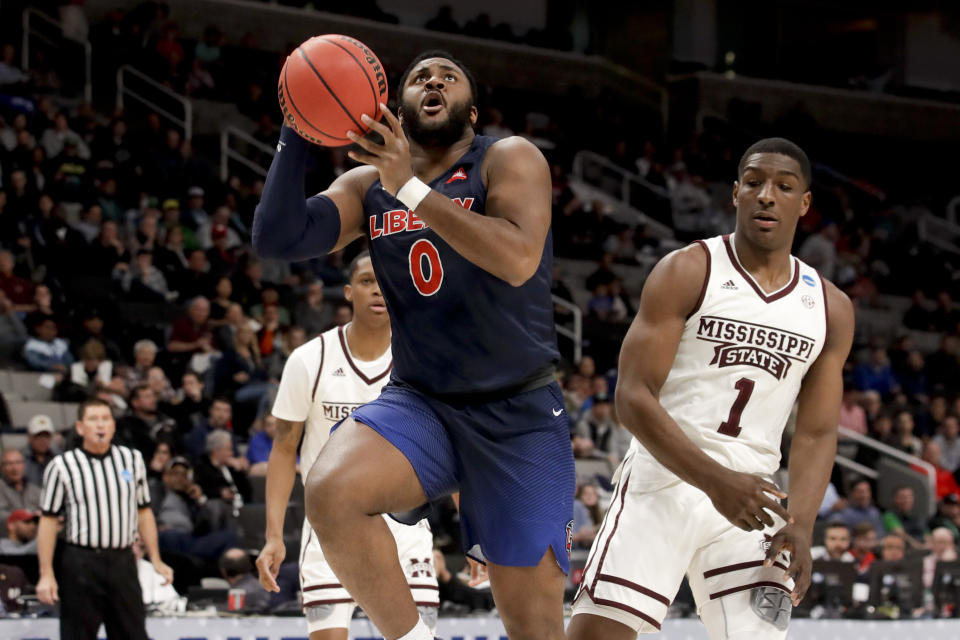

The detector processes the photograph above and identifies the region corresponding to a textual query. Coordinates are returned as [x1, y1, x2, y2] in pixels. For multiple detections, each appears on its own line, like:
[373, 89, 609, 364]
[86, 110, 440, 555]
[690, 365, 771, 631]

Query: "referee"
[36, 397, 174, 639]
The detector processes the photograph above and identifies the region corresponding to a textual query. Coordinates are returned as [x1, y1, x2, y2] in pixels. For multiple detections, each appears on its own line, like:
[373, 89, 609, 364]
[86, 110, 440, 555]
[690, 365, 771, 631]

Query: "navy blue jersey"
[363, 134, 559, 397]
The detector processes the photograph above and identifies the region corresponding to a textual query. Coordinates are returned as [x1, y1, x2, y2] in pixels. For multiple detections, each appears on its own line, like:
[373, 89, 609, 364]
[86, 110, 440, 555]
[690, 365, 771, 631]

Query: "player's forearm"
[138, 507, 162, 563]
[411, 192, 543, 286]
[617, 384, 731, 492]
[786, 427, 836, 531]
[252, 126, 340, 261]
[37, 516, 58, 576]
[264, 443, 298, 540]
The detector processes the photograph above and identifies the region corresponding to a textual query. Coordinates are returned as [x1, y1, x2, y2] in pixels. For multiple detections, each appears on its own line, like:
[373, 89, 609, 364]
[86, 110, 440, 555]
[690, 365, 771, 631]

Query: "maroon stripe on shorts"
[588, 593, 661, 631]
[303, 598, 355, 607]
[596, 573, 670, 606]
[302, 583, 344, 591]
[702, 560, 787, 579]
[709, 580, 791, 600]
[589, 473, 631, 593]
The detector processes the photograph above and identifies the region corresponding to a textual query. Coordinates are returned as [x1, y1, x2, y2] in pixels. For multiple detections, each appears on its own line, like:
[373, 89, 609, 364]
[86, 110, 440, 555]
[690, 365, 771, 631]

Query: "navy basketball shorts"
[351, 381, 576, 574]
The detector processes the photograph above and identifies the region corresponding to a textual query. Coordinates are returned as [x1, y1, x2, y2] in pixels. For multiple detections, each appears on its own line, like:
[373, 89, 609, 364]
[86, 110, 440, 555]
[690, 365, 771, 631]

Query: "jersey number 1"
[409, 239, 444, 296]
[718, 377, 755, 437]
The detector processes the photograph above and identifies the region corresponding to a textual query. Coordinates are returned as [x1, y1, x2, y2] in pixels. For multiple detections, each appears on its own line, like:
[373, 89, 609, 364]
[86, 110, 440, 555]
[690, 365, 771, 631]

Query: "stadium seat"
[8, 371, 53, 401]
[6, 400, 66, 429]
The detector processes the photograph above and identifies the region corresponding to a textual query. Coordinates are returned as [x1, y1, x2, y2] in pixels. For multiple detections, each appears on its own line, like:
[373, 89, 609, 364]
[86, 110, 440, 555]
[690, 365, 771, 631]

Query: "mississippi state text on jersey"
[627, 234, 828, 488]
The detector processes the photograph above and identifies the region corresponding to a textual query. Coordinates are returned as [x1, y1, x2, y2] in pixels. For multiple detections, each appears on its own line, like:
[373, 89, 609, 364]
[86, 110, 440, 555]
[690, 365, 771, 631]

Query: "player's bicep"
[484, 137, 551, 242]
[320, 167, 377, 251]
[618, 245, 707, 396]
[795, 285, 854, 437]
[273, 419, 304, 453]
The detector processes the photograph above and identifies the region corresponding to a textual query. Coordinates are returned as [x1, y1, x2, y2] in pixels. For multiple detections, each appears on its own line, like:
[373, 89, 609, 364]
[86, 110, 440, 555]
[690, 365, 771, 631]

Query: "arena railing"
[21, 8, 92, 103]
[918, 213, 960, 255]
[220, 126, 274, 181]
[571, 150, 674, 237]
[837, 426, 937, 517]
[116, 65, 193, 142]
[552, 295, 582, 365]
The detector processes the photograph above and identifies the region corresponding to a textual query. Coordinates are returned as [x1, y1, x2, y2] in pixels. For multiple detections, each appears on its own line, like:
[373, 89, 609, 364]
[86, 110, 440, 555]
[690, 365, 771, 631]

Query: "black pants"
[59, 545, 148, 640]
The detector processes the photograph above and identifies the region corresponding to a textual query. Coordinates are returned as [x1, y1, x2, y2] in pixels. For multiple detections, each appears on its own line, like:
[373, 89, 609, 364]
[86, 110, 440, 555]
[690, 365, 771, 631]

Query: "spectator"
[147, 366, 176, 404]
[574, 393, 629, 466]
[40, 112, 90, 160]
[185, 397, 232, 459]
[933, 415, 960, 473]
[425, 5, 460, 33]
[0, 249, 34, 312]
[929, 494, 960, 543]
[154, 225, 189, 290]
[836, 479, 885, 538]
[432, 549, 494, 610]
[22, 316, 73, 373]
[212, 324, 269, 416]
[206, 223, 237, 278]
[22, 415, 58, 486]
[862, 390, 884, 427]
[892, 410, 922, 456]
[255, 304, 282, 357]
[156, 457, 237, 560]
[133, 533, 182, 611]
[903, 290, 934, 331]
[167, 296, 215, 367]
[878, 534, 906, 562]
[0, 450, 41, 525]
[923, 527, 959, 588]
[0, 509, 39, 554]
[838, 388, 868, 436]
[209, 276, 234, 326]
[115, 385, 176, 459]
[293, 281, 334, 336]
[198, 206, 242, 250]
[218, 548, 270, 612]
[0, 42, 28, 85]
[925, 336, 960, 392]
[913, 440, 960, 500]
[195, 429, 250, 509]
[931, 291, 960, 334]
[0, 509, 40, 556]
[70, 308, 124, 364]
[246, 414, 277, 476]
[148, 441, 173, 506]
[818, 481, 848, 518]
[853, 348, 899, 396]
[120, 249, 170, 301]
[64, 339, 113, 399]
[88, 220, 130, 277]
[571, 483, 601, 550]
[0, 290, 28, 362]
[232, 256, 264, 310]
[798, 221, 838, 280]
[125, 339, 159, 391]
[163, 370, 209, 434]
[332, 303, 352, 327]
[882, 486, 927, 549]
[811, 521, 855, 561]
[850, 521, 878, 574]
[898, 351, 929, 401]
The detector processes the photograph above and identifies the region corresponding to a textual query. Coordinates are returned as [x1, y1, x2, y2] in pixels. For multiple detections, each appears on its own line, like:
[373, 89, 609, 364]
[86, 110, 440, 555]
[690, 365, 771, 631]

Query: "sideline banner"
[3, 616, 960, 639]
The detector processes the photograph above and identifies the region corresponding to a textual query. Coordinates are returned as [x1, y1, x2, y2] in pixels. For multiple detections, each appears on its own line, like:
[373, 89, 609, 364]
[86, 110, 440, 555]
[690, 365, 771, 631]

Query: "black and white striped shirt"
[39, 445, 150, 549]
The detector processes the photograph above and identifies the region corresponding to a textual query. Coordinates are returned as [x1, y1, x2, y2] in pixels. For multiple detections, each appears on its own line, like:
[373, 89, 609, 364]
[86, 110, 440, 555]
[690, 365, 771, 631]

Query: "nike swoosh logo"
[552, 408, 563, 416]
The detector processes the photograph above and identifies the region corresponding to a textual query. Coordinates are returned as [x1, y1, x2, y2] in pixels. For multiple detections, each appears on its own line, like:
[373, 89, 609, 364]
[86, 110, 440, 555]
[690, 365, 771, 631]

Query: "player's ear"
[799, 190, 812, 218]
[343, 284, 353, 303]
[732, 181, 740, 207]
[469, 105, 478, 125]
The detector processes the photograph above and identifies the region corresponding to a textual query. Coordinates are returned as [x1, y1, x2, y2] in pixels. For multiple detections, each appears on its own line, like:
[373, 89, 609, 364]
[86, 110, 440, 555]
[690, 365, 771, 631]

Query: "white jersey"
[628, 234, 828, 489]
[272, 323, 392, 482]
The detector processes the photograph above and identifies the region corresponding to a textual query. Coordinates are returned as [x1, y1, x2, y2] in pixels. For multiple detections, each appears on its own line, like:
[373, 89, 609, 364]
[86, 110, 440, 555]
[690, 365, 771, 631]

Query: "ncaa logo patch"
[802, 275, 816, 287]
[120, 469, 133, 483]
[565, 520, 574, 559]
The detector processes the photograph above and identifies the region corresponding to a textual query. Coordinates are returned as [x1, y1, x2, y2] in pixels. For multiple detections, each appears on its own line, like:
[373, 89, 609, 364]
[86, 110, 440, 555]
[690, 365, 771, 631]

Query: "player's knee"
[304, 464, 351, 534]
[699, 588, 789, 640]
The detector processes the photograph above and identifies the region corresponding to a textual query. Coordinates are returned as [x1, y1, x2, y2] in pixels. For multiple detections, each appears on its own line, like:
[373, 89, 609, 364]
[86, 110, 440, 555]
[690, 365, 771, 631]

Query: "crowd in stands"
[0, 0, 960, 619]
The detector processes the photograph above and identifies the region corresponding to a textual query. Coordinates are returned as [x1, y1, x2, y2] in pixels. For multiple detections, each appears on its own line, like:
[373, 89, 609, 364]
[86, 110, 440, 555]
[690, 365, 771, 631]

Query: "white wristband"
[395, 176, 431, 211]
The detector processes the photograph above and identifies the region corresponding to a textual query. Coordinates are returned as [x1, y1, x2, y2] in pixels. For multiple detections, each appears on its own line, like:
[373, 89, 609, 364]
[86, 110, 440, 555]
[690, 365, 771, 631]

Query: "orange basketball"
[278, 34, 388, 147]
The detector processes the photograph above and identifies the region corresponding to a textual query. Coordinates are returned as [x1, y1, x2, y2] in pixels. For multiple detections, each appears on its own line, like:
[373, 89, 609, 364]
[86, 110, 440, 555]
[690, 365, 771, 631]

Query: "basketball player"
[567, 138, 855, 640]
[253, 51, 573, 640]
[255, 253, 438, 639]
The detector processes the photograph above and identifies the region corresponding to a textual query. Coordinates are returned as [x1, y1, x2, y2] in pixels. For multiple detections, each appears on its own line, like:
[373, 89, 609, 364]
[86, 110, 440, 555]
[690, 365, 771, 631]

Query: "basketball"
[277, 34, 389, 146]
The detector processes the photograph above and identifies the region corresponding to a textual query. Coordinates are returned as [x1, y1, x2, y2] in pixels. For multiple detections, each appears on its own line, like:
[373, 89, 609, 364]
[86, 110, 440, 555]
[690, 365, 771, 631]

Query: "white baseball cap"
[27, 414, 55, 435]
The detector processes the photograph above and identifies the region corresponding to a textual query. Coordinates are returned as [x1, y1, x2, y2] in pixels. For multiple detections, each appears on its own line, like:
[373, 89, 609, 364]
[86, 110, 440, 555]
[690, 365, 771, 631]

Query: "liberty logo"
[446, 167, 467, 184]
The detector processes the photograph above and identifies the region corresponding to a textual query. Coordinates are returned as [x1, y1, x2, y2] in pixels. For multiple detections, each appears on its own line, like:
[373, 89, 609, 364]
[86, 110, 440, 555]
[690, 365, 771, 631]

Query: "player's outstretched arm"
[252, 126, 371, 261]
[350, 108, 550, 286]
[616, 244, 792, 531]
[256, 416, 304, 592]
[765, 281, 854, 605]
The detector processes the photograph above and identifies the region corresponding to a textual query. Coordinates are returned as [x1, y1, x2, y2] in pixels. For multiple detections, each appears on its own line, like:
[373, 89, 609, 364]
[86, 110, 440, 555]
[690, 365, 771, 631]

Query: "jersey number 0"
[409, 239, 444, 296]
